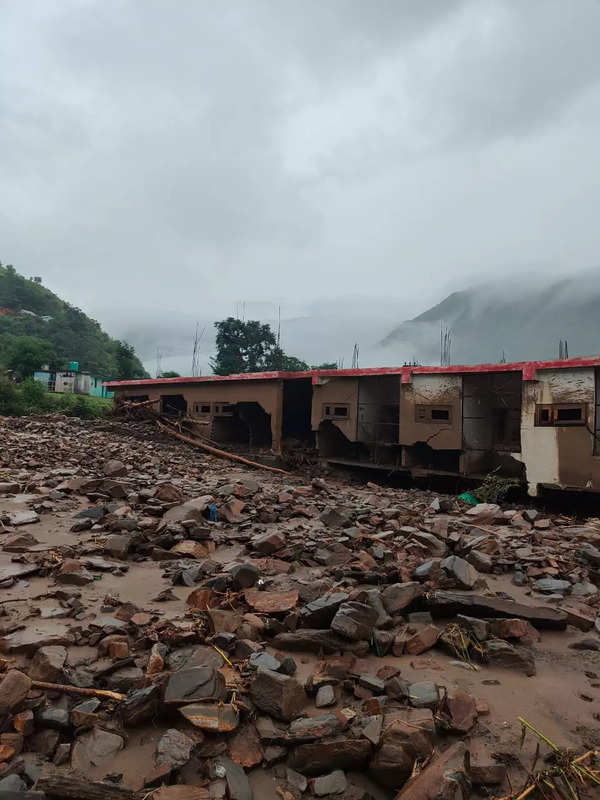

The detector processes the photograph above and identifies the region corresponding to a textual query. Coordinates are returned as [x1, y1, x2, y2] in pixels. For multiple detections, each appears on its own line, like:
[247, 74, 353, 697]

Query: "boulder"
[381, 583, 422, 615]
[441, 556, 479, 589]
[330, 602, 378, 641]
[313, 770, 347, 796]
[164, 666, 226, 704]
[156, 728, 194, 768]
[485, 639, 536, 676]
[249, 668, 305, 722]
[29, 646, 67, 683]
[0, 670, 31, 713]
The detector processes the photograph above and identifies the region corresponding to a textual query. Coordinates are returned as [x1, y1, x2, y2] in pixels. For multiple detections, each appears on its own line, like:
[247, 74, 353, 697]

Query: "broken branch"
[156, 419, 291, 476]
[31, 680, 126, 702]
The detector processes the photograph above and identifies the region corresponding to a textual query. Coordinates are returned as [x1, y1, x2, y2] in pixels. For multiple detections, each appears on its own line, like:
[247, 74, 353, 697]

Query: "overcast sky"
[2, 1, 600, 371]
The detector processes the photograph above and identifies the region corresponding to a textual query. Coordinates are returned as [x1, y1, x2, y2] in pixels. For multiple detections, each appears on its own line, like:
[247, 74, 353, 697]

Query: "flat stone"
[535, 578, 571, 595]
[228, 724, 263, 769]
[244, 589, 298, 614]
[36, 706, 70, 730]
[8, 510, 39, 526]
[381, 582, 422, 614]
[289, 739, 371, 776]
[251, 531, 285, 554]
[164, 666, 226, 704]
[426, 590, 567, 629]
[163, 496, 213, 524]
[313, 770, 347, 796]
[179, 702, 239, 732]
[0, 625, 73, 656]
[456, 615, 489, 641]
[250, 668, 305, 721]
[104, 459, 126, 476]
[156, 728, 194, 768]
[71, 726, 124, 772]
[288, 712, 349, 743]
[273, 629, 368, 655]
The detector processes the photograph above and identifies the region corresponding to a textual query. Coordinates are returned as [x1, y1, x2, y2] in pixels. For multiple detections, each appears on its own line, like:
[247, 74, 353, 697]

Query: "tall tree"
[7, 336, 57, 376]
[211, 318, 278, 375]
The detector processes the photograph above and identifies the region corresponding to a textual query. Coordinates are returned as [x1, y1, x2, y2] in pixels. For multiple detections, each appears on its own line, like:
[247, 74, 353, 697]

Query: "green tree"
[7, 336, 57, 376]
[211, 318, 279, 375]
[114, 341, 143, 379]
[277, 353, 309, 371]
[311, 362, 338, 370]
[159, 370, 181, 378]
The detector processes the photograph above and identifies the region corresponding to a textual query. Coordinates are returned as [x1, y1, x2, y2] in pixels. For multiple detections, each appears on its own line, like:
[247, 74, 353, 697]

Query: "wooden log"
[31, 680, 125, 702]
[156, 419, 291, 476]
[37, 768, 143, 800]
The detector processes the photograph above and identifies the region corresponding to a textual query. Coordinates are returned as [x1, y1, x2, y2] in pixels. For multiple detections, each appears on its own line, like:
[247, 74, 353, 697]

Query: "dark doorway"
[283, 379, 313, 442]
[212, 402, 272, 448]
[161, 394, 187, 416]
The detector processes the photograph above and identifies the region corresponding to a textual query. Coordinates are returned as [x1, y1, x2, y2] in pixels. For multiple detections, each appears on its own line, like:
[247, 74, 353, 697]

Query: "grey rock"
[535, 578, 571, 595]
[330, 601, 378, 641]
[358, 674, 385, 693]
[315, 685, 336, 707]
[313, 770, 347, 796]
[250, 668, 305, 721]
[381, 582, 422, 614]
[156, 727, 194, 768]
[105, 534, 130, 559]
[30, 646, 67, 683]
[413, 559, 441, 581]
[319, 507, 350, 528]
[568, 638, 600, 651]
[578, 543, 600, 567]
[229, 562, 260, 589]
[36, 706, 70, 730]
[286, 767, 308, 792]
[0, 774, 27, 791]
[571, 582, 597, 597]
[441, 555, 479, 589]
[164, 665, 225, 704]
[300, 593, 349, 628]
[249, 652, 281, 672]
[456, 615, 489, 641]
[9, 510, 39, 526]
[216, 756, 251, 800]
[71, 726, 124, 772]
[408, 681, 440, 708]
[485, 639, 536, 676]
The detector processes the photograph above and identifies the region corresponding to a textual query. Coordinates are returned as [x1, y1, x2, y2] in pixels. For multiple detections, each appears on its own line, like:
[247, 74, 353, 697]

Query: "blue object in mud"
[208, 504, 218, 522]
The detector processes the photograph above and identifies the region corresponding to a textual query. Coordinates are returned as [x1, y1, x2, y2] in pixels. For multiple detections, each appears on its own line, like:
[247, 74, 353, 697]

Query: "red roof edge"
[103, 356, 600, 388]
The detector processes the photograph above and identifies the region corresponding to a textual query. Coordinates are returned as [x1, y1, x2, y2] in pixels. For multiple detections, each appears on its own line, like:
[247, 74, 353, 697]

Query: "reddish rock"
[289, 738, 372, 775]
[228, 724, 263, 768]
[404, 625, 440, 655]
[186, 588, 216, 609]
[0, 671, 31, 713]
[244, 589, 299, 614]
[439, 691, 478, 734]
[170, 540, 212, 559]
[252, 531, 285, 554]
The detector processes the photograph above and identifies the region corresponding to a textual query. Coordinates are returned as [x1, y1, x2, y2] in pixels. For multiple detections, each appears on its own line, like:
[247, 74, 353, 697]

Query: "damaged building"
[105, 356, 600, 496]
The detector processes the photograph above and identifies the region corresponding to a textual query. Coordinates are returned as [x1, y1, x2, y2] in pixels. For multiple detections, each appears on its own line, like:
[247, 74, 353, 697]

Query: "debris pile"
[0, 414, 598, 799]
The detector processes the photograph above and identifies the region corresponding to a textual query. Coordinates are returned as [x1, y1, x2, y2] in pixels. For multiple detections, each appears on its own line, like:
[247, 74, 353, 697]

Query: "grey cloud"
[1, 1, 600, 372]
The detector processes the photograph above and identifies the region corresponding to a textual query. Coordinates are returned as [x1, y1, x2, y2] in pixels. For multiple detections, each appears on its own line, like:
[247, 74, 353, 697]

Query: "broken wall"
[520, 367, 599, 494]
[399, 374, 462, 450]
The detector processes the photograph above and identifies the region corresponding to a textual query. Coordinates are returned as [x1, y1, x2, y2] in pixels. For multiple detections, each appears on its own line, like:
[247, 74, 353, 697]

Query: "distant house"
[34, 367, 114, 399]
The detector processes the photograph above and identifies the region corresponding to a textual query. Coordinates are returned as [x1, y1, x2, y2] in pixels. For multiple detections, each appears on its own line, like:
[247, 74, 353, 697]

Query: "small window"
[214, 403, 235, 417]
[415, 405, 452, 424]
[556, 407, 582, 422]
[193, 402, 212, 416]
[535, 404, 586, 426]
[323, 403, 349, 420]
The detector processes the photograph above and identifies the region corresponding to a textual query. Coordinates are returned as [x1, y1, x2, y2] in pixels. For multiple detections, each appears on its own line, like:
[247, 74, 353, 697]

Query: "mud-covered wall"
[520, 367, 599, 493]
[114, 380, 284, 452]
[399, 374, 462, 450]
[311, 377, 359, 441]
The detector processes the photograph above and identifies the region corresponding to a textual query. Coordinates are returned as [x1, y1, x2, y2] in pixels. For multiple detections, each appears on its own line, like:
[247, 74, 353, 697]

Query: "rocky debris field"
[0, 414, 599, 800]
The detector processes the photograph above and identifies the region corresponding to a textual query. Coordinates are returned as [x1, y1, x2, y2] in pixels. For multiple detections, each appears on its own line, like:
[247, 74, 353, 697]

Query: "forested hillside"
[0, 263, 148, 378]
